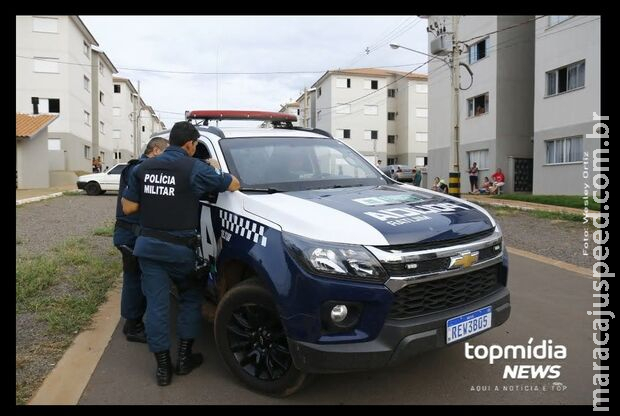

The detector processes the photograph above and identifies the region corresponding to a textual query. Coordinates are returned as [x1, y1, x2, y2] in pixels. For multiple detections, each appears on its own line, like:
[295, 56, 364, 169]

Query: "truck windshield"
[219, 137, 390, 192]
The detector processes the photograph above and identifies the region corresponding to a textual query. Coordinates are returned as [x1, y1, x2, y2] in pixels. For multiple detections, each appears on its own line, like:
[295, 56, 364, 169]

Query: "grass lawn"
[491, 194, 600, 211]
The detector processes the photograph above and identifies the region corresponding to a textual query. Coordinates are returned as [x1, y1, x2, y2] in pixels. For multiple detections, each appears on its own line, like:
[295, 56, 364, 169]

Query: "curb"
[28, 285, 121, 405]
[16, 192, 76, 206]
[463, 197, 583, 215]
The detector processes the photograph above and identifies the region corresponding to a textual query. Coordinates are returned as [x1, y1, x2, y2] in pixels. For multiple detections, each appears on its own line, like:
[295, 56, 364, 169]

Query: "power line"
[16, 54, 427, 76]
[459, 15, 548, 44]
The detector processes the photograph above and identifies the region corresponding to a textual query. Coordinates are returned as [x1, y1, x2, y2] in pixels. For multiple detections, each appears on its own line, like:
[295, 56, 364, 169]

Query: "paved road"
[79, 252, 594, 405]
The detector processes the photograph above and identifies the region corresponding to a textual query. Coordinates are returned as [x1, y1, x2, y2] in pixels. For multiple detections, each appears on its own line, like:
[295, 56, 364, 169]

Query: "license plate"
[446, 306, 492, 344]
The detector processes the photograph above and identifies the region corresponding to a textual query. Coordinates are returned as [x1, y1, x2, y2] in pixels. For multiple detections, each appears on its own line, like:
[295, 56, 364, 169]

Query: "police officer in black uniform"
[121, 121, 240, 386]
[113, 137, 168, 343]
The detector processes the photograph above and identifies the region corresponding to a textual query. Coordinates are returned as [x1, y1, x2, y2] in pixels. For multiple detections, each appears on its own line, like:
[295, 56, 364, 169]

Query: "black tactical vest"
[136, 157, 199, 231]
[115, 158, 142, 221]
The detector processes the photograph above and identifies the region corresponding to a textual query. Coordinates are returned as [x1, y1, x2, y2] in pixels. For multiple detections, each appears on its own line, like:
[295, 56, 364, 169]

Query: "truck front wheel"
[214, 279, 309, 397]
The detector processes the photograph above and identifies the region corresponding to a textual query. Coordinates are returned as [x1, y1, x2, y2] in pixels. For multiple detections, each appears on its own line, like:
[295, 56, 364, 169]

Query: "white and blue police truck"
[153, 110, 510, 396]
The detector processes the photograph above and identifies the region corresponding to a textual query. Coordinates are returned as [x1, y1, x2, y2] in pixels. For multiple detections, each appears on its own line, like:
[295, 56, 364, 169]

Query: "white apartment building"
[533, 16, 600, 195]
[91, 47, 118, 171]
[311, 68, 428, 167]
[111, 77, 140, 162]
[138, 104, 166, 150]
[16, 15, 104, 176]
[296, 88, 316, 128]
[426, 16, 535, 193]
[278, 102, 301, 126]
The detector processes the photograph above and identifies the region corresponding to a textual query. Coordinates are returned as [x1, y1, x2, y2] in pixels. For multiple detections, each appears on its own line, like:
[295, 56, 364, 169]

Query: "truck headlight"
[282, 232, 387, 283]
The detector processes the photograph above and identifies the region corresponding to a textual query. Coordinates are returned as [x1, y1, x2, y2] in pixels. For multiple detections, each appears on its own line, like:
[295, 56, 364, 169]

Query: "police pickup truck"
[155, 110, 510, 396]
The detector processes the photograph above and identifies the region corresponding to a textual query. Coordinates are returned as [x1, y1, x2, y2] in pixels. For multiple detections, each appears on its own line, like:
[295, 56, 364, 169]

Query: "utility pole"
[448, 15, 461, 197]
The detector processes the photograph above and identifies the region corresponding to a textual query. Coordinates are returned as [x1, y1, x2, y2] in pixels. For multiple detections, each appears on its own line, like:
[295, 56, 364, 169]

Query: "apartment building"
[111, 77, 139, 162]
[533, 16, 600, 195]
[138, 104, 166, 150]
[278, 102, 301, 126]
[311, 68, 428, 167]
[296, 88, 316, 128]
[426, 16, 535, 193]
[91, 47, 118, 171]
[16, 15, 105, 178]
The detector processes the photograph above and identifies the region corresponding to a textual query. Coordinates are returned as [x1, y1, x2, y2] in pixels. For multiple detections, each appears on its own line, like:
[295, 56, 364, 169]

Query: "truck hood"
[77, 172, 105, 182]
[242, 184, 495, 246]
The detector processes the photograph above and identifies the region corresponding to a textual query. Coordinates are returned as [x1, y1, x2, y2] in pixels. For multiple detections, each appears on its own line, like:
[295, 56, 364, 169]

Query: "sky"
[79, 15, 429, 128]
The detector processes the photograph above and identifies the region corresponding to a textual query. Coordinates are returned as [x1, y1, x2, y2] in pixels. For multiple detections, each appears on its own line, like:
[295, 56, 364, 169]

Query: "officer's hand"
[228, 176, 241, 192]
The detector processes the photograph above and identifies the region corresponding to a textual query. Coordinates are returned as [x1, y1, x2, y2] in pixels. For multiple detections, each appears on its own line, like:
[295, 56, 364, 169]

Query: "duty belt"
[141, 229, 198, 249]
[115, 220, 140, 234]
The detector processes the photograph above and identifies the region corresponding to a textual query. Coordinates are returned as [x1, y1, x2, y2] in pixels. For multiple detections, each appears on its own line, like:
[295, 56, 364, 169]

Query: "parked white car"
[76, 163, 127, 195]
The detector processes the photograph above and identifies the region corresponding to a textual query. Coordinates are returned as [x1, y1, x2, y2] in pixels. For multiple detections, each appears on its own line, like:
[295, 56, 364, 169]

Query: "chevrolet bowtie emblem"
[449, 251, 479, 269]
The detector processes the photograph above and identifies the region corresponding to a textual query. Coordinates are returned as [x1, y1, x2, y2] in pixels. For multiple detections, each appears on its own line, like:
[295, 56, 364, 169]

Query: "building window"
[33, 57, 59, 73]
[387, 112, 396, 121]
[387, 135, 396, 144]
[33, 16, 58, 33]
[469, 38, 489, 64]
[336, 78, 351, 88]
[387, 158, 396, 165]
[99, 61, 104, 75]
[545, 60, 585, 97]
[84, 145, 91, 159]
[467, 93, 489, 117]
[416, 132, 428, 142]
[100, 151, 105, 163]
[99, 91, 105, 105]
[34, 98, 60, 114]
[467, 149, 489, 170]
[113, 107, 121, 117]
[100, 121, 105, 134]
[549, 16, 571, 27]
[335, 129, 351, 139]
[142, 126, 146, 132]
[416, 157, 427, 167]
[114, 151, 122, 159]
[296, 109, 300, 115]
[113, 129, 121, 139]
[114, 84, 121, 93]
[84, 75, 90, 92]
[416, 108, 428, 118]
[48, 138, 61, 150]
[84, 110, 90, 125]
[336, 104, 351, 114]
[83, 41, 90, 57]
[387, 89, 396, 98]
[364, 79, 379, 90]
[317, 110, 322, 121]
[364, 130, 378, 140]
[545, 136, 583, 164]
[416, 84, 428, 93]
[363, 105, 378, 115]
[318, 87, 322, 97]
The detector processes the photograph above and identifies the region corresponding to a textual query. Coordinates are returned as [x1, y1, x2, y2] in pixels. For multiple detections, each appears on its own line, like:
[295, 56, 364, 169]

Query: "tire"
[214, 279, 309, 397]
[84, 182, 101, 196]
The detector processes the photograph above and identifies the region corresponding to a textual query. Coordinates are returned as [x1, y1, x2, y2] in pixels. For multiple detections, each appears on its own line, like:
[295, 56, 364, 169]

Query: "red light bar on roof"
[186, 110, 297, 122]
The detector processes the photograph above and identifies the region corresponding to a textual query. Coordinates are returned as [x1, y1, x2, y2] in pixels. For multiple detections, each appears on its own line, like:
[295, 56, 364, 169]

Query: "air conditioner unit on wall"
[430, 34, 452, 56]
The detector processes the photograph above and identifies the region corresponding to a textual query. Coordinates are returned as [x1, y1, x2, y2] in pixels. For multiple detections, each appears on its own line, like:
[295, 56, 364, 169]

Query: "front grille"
[377, 228, 495, 252]
[381, 241, 502, 277]
[388, 265, 502, 320]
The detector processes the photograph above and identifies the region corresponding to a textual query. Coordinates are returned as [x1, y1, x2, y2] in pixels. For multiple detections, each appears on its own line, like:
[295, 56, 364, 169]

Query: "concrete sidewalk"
[16, 185, 80, 205]
[462, 194, 584, 215]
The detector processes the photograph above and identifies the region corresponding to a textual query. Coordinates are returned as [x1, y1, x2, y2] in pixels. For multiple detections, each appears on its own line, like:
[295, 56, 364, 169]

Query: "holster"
[118, 245, 140, 275]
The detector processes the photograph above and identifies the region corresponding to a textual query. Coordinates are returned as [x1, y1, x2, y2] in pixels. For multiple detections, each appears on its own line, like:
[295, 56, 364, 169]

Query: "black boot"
[123, 319, 147, 343]
[153, 350, 172, 386]
[175, 339, 203, 375]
